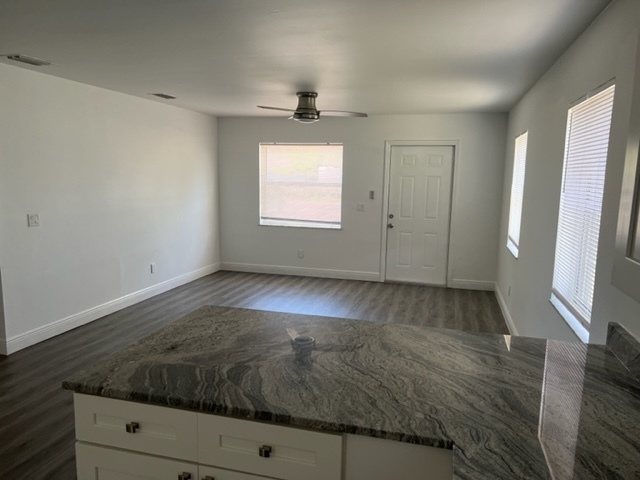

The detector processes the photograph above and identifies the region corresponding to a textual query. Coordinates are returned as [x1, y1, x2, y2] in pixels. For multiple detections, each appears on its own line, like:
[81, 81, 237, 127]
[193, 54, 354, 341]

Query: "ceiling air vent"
[4, 54, 51, 66]
[150, 93, 177, 100]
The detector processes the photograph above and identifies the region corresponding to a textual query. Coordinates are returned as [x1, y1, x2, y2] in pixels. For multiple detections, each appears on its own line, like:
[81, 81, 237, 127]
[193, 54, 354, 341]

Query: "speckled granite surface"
[63, 306, 640, 479]
[607, 322, 640, 382]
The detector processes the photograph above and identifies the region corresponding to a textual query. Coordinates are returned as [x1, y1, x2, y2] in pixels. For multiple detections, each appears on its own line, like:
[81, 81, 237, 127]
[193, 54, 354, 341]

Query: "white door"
[385, 145, 454, 285]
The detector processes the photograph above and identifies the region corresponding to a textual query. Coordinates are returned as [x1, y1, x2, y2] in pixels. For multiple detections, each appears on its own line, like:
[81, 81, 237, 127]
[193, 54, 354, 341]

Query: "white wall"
[0, 63, 220, 354]
[496, 0, 640, 343]
[218, 114, 507, 287]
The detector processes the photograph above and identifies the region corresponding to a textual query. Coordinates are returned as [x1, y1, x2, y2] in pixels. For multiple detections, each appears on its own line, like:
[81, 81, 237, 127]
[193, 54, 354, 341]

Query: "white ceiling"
[0, 0, 611, 116]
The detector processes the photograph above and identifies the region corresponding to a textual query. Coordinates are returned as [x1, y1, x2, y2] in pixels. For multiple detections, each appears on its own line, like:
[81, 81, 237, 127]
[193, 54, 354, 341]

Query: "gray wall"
[0, 63, 220, 353]
[496, 0, 640, 343]
[218, 114, 507, 287]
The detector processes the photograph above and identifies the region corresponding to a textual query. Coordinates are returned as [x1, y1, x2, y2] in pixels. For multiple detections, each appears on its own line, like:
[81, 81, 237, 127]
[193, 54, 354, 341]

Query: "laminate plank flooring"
[0, 271, 507, 479]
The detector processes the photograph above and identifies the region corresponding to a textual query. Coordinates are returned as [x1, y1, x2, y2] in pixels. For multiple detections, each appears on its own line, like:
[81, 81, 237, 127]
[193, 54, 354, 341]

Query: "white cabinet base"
[76, 442, 197, 480]
[344, 434, 453, 480]
[73, 394, 453, 480]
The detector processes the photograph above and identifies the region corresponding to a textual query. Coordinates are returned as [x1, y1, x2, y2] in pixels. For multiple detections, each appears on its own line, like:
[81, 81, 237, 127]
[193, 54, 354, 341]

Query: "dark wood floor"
[0, 271, 507, 479]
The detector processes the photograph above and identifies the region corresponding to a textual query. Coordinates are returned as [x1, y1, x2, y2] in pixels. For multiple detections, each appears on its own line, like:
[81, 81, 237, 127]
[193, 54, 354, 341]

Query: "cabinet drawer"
[199, 464, 274, 480]
[74, 393, 198, 461]
[198, 414, 342, 480]
[76, 442, 197, 480]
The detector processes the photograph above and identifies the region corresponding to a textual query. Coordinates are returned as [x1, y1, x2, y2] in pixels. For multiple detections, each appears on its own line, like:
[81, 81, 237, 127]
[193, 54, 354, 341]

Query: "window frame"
[258, 142, 344, 230]
[506, 131, 529, 258]
[550, 82, 616, 342]
[612, 53, 640, 302]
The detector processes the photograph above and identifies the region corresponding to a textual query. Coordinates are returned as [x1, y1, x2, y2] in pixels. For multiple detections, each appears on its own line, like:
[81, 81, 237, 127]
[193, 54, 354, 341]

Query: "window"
[551, 83, 615, 341]
[259, 143, 343, 229]
[507, 132, 529, 257]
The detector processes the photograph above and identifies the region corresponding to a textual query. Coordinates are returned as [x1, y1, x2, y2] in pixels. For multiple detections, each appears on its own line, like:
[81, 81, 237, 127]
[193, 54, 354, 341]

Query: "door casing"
[380, 140, 460, 285]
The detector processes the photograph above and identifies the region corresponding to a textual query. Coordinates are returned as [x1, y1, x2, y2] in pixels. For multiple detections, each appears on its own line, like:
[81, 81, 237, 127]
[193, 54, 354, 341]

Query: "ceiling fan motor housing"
[294, 92, 320, 122]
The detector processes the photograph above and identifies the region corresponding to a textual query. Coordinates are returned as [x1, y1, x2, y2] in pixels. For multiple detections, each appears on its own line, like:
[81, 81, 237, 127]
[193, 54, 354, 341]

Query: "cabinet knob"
[178, 473, 192, 480]
[259, 444, 273, 458]
[125, 422, 139, 433]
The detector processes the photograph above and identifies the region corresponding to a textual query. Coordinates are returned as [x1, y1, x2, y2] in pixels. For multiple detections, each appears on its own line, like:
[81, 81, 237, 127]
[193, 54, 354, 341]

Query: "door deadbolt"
[389, 213, 394, 219]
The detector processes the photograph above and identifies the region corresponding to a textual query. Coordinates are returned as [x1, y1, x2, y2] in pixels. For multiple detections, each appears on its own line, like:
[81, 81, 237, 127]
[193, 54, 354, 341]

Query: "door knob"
[178, 473, 192, 480]
[388, 223, 394, 229]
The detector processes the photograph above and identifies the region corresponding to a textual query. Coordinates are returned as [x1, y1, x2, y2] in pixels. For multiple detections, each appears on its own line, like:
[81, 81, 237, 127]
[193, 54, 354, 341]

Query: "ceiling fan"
[258, 92, 368, 124]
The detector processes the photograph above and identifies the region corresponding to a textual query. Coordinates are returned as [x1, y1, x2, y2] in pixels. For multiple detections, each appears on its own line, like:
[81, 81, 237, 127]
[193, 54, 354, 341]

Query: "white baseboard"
[448, 279, 495, 291]
[494, 283, 519, 336]
[1, 263, 221, 356]
[221, 262, 380, 282]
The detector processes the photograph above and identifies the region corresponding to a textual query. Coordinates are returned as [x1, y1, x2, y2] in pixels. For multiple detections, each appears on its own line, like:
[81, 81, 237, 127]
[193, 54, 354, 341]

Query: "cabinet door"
[343, 434, 453, 480]
[198, 414, 342, 480]
[76, 442, 197, 480]
[74, 393, 198, 461]
[199, 464, 274, 480]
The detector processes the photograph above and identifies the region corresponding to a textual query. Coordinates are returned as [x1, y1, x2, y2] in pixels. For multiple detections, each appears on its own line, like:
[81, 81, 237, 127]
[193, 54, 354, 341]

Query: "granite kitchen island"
[63, 305, 640, 479]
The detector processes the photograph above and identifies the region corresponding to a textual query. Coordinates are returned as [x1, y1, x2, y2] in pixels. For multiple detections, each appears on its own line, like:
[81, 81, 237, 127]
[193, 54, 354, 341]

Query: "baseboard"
[448, 279, 495, 291]
[220, 262, 380, 282]
[495, 283, 519, 336]
[2, 263, 221, 355]
[0, 337, 7, 356]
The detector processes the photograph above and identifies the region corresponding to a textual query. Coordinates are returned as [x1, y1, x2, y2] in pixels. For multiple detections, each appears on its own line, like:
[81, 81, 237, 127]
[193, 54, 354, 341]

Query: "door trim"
[380, 140, 460, 285]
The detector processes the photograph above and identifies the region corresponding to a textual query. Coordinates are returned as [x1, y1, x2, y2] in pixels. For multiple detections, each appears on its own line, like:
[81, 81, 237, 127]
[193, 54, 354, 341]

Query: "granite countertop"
[63, 306, 640, 479]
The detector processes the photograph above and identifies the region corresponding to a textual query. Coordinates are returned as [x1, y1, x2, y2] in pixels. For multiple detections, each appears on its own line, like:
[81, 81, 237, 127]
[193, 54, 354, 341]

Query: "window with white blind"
[259, 143, 343, 229]
[551, 83, 615, 341]
[507, 132, 529, 258]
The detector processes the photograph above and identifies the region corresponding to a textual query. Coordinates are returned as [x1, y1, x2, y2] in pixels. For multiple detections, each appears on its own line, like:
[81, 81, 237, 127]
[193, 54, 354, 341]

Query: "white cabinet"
[73, 394, 452, 480]
[199, 465, 274, 480]
[198, 413, 342, 480]
[76, 442, 197, 480]
[73, 394, 342, 480]
[344, 433, 453, 480]
[74, 393, 198, 461]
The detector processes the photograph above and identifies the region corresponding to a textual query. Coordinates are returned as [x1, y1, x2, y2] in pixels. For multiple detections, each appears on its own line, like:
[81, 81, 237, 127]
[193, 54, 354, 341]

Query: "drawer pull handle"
[125, 422, 140, 433]
[178, 473, 192, 480]
[259, 444, 273, 458]
[202, 477, 215, 480]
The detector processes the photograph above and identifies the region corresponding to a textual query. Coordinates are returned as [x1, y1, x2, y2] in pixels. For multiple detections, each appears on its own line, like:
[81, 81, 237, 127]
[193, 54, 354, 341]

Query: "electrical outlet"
[27, 213, 40, 227]
[150, 263, 156, 274]
[297, 250, 304, 259]
[369, 190, 375, 200]
[356, 203, 365, 212]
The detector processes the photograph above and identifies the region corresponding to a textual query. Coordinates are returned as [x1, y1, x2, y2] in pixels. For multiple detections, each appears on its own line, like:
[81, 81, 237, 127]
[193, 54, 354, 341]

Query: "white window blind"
[507, 132, 529, 257]
[259, 143, 343, 229]
[551, 84, 615, 336]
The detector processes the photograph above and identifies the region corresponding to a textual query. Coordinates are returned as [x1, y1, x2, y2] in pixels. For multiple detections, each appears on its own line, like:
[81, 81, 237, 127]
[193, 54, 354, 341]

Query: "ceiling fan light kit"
[258, 91, 367, 123]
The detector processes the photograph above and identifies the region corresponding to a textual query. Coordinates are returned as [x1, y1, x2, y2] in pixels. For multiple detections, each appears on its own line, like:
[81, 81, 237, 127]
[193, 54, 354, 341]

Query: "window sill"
[259, 220, 341, 230]
[549, 294, 589, 343]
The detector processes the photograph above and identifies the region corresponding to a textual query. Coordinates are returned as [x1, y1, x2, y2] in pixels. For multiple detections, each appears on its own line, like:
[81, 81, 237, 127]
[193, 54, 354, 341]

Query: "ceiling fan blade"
[258, 105, 296, 112]
[320, 110, 368, 118]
